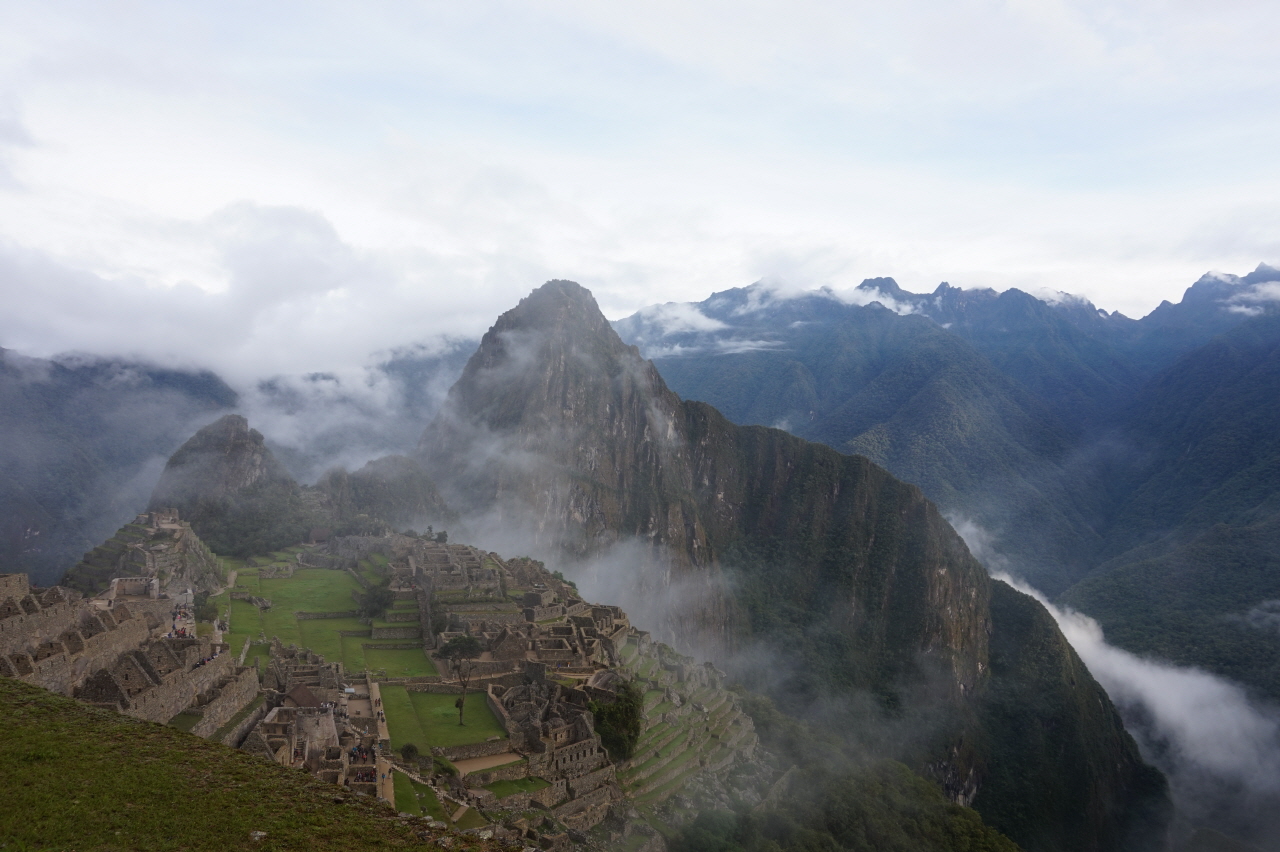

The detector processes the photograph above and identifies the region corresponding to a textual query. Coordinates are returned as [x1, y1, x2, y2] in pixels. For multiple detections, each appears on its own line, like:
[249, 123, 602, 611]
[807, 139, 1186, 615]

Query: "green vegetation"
[168, 711, 202, 733]
[483, 776, 550, 798]
[379, 685, 507, 751]
[410, 691, 507, 747]
[356, 580, 397, 618]
[209, 565, 435, 676]
[439, 634, 483, 725]
[0, 678, 483, 851]
[590, 680, 644, 761]
[380, 684, 429, 753]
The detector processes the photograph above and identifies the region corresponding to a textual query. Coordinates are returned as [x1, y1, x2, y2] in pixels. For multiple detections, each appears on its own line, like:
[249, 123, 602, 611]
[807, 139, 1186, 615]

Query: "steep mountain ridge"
[419, 279, 1168, 851]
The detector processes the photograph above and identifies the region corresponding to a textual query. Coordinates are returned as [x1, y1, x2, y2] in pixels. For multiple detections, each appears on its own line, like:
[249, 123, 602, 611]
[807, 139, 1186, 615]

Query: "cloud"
[1236, 600, 1280, 634]
[1233, 282, 1280, 304]
[951, 515, 1280, 837]
[631, 302, 727, 335]
[998, 572, 1280, 795]
[0, 2, 1279, 370]
[829, 285, 919, 316]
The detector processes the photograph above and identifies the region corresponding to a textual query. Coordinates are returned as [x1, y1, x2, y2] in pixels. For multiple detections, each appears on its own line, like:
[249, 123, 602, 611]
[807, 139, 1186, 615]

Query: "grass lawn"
[454, 808, 489, 830]
[483, 777, 550, 798]
[392, 772, 422, 815]
[411, 691, 507, 748]
[381, 684, 429, 752]
[392, 774, 450, 823]
[0, 679, 479, 851]
[211, 563, 435, 676]
[380, 686, 507, 751]
[260, 569, 362, 616]
[417, 782, 449, 822]
[360, 645, 438, 677]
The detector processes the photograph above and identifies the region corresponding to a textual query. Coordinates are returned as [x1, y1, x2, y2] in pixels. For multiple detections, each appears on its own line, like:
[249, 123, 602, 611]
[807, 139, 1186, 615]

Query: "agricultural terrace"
[380, 684, 507, 753]
[210, 551, 436, 678]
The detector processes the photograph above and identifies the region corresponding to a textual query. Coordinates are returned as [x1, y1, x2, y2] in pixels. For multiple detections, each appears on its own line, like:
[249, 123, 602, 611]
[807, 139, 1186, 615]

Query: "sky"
[1, 1, 1279, 383]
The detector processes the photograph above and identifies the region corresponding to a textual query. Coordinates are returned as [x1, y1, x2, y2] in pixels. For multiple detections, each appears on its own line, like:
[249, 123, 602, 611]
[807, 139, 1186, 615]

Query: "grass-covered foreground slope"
[0, 678, 494, 852]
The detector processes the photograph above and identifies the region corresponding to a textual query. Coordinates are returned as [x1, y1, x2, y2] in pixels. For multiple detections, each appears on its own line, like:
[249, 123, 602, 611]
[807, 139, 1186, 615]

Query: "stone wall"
[524, 604, 565, 622]
[371, 625, 420, 640]
[553, 784, 617, 830]
[221, 693, 274, 748]
[191, 666, 260, 738]
[2, 580, 171, 697]
[567, 764, 616, 798]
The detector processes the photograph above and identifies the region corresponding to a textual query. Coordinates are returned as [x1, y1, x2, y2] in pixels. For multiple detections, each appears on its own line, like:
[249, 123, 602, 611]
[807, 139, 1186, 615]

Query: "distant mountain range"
[614, 264, 1280, 703]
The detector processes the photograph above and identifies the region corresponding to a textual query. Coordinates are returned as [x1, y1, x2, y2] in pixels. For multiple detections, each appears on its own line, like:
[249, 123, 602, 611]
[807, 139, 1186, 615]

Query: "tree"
[589, 680, 644, 761]
[399, 742, 419, 762]
[434, 530, 448, 543]
[357, 581, 396, 619]
[439, 634, 483, 725]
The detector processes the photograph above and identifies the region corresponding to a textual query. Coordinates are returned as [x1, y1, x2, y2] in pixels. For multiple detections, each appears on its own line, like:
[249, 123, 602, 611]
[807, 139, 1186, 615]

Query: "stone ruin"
[63, 508, 222, 599]
[0, 572, 259, 733]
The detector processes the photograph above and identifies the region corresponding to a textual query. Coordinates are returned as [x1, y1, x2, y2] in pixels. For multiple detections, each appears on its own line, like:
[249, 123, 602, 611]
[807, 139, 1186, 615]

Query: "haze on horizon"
[1, 1, 1278, 385]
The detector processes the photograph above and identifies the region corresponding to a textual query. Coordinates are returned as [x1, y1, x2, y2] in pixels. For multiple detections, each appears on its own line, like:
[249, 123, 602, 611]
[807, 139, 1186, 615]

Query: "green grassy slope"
[0, 679, 485, 852]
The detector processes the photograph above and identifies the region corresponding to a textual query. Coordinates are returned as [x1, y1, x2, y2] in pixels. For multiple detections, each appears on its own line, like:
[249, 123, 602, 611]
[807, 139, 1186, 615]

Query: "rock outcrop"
[150, 414, 293, 509]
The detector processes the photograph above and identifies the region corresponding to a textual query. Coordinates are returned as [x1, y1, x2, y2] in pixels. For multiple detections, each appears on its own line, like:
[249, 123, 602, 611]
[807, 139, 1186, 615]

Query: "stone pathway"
[377, 755, 394, 803]
[368, 680, 390, 741]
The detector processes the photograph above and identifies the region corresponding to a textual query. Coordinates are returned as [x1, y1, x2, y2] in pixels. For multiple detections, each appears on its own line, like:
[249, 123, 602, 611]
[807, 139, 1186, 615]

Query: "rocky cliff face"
[150, 414, 292, 508]
[418, 280, 1169, 851]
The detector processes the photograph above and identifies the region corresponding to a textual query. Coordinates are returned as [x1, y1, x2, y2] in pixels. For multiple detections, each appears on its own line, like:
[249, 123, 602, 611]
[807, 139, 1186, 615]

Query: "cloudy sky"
[1, 1, 1278, 383]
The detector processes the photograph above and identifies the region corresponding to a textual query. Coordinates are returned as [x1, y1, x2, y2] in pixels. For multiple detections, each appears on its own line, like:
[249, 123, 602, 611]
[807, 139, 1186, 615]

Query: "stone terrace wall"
[126, 648, 237, 724]
[221, 693, 275, 748]
[2, 585, 170, 697]
[192, 666, 260, 738]
[370, 625, 420, 640]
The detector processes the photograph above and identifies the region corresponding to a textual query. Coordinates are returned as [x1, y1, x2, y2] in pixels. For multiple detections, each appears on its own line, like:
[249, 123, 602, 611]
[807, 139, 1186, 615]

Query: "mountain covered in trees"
[615, 265, 1280, 703]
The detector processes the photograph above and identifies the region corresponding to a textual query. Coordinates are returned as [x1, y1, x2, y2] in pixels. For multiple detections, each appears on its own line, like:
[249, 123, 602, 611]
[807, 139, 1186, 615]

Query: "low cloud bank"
[952, 516, 1280, 843]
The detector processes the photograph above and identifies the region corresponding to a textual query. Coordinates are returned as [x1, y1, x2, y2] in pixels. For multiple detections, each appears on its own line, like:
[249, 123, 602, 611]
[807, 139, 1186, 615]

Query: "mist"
[953, 517, 1280, 847]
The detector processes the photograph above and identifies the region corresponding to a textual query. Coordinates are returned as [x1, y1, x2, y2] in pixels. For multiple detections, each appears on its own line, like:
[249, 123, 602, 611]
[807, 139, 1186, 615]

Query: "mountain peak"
[503, 279, 612, 335]
[1243, 262, 1280, 285]
[150, 414, 293, 509]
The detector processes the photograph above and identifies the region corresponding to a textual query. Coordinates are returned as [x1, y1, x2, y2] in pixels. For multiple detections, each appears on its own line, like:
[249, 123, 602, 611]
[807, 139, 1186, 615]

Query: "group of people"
[349, 744, 373, 764]
[349, 769, 377, 784]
